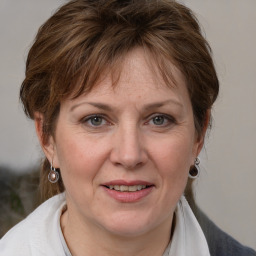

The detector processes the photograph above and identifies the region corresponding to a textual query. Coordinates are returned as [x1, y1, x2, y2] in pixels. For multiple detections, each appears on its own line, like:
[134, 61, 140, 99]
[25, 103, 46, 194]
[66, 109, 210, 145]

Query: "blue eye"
[152, 116, 165, 125]
[89, 116, 104, 126]
[148, 114, 174, 127]
[83, 115, 107, 127]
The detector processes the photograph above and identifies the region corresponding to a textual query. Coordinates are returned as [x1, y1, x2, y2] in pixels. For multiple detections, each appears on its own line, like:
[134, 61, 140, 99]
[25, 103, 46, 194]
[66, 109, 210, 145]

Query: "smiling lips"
[102, 180, 154, 202]
[107, 184, 147, 192]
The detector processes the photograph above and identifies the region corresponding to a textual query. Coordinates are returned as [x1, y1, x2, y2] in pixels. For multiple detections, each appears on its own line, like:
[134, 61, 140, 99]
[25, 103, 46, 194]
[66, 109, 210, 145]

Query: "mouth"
[101, 180, 154, 202]
[103, 184, 153, 192]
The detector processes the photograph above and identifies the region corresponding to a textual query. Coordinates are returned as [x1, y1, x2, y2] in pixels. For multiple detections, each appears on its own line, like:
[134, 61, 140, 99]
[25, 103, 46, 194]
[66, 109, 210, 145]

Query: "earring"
[48, 160, 59, 183]
[189, 157, 200, 179]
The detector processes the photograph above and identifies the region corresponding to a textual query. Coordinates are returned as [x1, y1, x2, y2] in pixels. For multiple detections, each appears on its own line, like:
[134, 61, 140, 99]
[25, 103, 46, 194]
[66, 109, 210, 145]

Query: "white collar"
[163, 196, 210, 256]
[58, 194, 210, 256]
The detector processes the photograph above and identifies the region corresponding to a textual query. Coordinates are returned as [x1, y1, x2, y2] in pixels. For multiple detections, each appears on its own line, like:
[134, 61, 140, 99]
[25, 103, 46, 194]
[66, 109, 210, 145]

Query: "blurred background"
[0, 0, 255, 249]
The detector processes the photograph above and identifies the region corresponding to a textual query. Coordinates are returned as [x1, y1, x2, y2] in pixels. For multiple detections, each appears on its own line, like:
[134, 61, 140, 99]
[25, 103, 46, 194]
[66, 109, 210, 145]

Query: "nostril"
[109, 132, 148, 169]
[122, 160, 144, 170]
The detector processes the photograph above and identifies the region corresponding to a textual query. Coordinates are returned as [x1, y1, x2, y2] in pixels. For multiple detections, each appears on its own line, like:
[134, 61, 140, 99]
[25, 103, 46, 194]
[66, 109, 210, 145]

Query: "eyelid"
[81, 114, 111, 126]
[145, 113, 176, 125]
[79, 112, 176, 127]
[82, 113, 105, 120]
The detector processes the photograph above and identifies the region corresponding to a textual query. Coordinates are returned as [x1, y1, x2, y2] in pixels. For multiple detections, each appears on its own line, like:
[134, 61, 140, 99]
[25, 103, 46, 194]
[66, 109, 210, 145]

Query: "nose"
[110, 125, 148, 170]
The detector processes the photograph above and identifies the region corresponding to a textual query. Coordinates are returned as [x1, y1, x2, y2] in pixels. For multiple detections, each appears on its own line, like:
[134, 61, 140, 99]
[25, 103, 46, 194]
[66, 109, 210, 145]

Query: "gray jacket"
[194, 207, 256, 256]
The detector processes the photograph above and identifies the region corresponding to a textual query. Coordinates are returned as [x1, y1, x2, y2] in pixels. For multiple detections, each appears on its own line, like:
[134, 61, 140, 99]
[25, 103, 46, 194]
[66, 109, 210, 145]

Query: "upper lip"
[102, 180, 154, 186]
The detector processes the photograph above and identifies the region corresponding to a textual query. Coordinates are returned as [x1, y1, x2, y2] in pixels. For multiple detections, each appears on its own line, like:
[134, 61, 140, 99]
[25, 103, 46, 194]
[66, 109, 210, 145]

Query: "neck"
[61, 208, 174, 256]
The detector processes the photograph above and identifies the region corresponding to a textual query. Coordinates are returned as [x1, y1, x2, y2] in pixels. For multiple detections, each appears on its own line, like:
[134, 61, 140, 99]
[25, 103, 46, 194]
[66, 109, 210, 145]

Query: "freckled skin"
[40, 48, 204, 255]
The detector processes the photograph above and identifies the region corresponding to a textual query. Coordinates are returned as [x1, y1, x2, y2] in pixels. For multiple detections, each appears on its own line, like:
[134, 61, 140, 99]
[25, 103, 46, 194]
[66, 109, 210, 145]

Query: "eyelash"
[81, 114, 110, 128]
[146, 114, 176, 127]
[80, 113, 176, 128]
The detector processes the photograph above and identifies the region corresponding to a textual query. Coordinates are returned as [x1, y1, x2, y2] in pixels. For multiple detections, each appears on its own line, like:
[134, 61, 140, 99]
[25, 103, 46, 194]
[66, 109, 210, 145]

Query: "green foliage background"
[0, 166, 40, 237]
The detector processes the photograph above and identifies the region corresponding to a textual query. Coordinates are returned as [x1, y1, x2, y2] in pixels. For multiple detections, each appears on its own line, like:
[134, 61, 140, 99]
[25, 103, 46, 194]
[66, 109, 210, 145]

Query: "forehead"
[71, 47, 188, 99]
[64, 48, 191, 111]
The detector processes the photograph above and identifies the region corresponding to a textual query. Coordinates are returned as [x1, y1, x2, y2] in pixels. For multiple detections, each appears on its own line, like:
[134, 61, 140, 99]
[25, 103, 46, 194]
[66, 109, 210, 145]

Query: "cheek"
[152, 135, 195, 172]
[54, 137, 105, 209]
[55, 133, 110, 185]
[150, 134, 195, 193]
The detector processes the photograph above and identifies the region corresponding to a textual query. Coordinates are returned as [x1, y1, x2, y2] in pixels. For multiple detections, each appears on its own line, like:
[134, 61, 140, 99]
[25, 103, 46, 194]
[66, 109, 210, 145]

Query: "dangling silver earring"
[189, 157, 200, 179]
[48, 160, 59, 183]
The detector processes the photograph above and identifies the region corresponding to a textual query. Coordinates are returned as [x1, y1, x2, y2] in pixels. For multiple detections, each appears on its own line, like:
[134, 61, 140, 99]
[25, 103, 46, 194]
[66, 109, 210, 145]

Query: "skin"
[35, 48, 206, 256]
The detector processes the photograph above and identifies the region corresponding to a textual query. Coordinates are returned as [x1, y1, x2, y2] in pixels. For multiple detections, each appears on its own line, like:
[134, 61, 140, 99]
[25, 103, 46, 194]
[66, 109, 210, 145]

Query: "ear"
[195, 109, 211, 156]
[34, 112, 57, 167]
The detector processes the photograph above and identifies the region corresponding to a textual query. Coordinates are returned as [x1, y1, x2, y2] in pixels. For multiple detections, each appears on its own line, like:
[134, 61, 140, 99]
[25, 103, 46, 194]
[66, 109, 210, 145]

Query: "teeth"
[108, 185, 147, 192]
[120, 185, 128, 192]
[129, 185, 137, 192]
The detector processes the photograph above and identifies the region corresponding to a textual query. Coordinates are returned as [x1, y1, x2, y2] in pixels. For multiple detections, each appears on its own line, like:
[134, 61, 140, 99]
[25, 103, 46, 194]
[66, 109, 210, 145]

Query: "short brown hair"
[20, 0, 219, 201]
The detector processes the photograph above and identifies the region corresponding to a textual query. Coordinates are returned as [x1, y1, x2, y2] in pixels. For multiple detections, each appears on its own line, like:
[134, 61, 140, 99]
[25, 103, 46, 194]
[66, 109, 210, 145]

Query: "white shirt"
[163, 196, 210, 256]
[0, 193, 210, 256]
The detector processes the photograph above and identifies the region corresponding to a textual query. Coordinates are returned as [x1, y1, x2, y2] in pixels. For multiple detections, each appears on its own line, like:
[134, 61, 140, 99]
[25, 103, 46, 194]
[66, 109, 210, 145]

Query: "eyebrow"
[70, 102, 113, 112]
[143, 99, 182, 110]
[70, 99, 182, 112]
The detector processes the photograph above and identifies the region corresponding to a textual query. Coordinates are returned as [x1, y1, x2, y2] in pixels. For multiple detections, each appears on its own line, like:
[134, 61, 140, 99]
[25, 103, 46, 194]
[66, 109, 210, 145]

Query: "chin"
[99, 211, 164, 238]
[105, 223, 151, 238]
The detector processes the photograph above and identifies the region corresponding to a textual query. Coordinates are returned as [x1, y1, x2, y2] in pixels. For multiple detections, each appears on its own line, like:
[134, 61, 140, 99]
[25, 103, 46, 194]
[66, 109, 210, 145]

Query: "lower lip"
[102, 186, 154, 203]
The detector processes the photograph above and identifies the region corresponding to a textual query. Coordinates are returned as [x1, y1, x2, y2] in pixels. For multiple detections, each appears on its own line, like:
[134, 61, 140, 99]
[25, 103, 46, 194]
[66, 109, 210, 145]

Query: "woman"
[0, 0, 255, 255]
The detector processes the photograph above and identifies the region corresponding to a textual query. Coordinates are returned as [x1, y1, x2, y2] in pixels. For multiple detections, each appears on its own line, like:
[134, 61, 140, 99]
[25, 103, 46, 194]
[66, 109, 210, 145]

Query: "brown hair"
[20, 0, 219, 202]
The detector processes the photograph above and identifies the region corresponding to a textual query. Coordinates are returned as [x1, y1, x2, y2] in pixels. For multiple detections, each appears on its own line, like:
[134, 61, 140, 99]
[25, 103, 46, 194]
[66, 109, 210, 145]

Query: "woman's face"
[47, 48, 203, 237]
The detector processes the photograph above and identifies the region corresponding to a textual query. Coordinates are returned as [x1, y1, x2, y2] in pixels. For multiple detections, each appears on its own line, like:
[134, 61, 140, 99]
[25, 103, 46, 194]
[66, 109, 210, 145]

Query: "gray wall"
[182, 0, 256, 249]
[0, 0, 255, 250]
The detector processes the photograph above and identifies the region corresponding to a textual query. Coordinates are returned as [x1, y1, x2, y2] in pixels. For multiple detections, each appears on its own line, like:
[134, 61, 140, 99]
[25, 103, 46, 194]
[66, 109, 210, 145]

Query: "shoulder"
[194, 207, 256, 256]
[0, 193, 66, 256]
